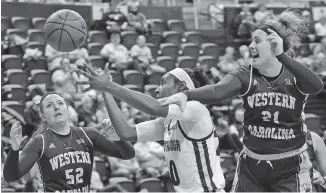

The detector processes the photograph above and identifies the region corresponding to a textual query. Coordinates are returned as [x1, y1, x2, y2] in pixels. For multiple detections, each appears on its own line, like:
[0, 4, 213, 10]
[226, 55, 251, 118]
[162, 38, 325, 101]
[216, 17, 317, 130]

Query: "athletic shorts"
[231, 150, 314, 192]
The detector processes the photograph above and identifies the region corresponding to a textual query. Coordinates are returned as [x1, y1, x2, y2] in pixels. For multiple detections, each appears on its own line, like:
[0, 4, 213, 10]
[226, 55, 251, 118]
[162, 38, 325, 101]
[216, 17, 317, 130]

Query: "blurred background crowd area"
[1, 0, 326, 192]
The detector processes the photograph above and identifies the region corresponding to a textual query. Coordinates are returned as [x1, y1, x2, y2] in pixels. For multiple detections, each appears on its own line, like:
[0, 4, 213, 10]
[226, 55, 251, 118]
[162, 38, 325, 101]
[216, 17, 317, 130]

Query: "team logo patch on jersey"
[285, 79, 292, 86]
[253, 79, 258, 85]
[76, 138, 85, 144]
[49, 143, 56, 149]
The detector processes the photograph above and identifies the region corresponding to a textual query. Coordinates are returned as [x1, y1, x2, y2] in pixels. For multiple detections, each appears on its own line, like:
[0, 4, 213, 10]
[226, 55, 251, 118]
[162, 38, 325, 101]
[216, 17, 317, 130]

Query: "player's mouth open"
[55, 112, 62, 117]
[251, 51, 259, 61]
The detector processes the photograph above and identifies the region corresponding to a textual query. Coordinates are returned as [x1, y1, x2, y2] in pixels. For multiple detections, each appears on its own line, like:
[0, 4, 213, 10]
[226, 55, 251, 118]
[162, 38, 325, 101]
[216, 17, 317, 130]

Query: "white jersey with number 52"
[136, 101, 225, 192]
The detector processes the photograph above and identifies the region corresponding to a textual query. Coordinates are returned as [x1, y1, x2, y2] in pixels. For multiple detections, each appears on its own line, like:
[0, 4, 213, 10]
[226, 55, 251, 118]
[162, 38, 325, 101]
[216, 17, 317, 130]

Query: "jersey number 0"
[169, 160, 180, 186]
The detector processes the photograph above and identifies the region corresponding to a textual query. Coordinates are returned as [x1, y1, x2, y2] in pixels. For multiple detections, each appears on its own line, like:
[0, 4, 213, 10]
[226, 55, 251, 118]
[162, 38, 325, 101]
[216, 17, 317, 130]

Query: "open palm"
[76, 62, 112, 92]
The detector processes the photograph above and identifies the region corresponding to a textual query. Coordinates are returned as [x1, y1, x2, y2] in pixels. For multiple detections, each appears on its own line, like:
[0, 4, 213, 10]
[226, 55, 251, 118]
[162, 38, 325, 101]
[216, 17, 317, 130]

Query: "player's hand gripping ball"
[44, 9, 88, 52]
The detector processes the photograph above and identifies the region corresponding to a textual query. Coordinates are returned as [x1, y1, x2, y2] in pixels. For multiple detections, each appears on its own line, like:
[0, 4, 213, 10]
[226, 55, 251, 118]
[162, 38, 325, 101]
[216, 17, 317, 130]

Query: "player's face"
[155, 74, 178, 99]
[249, 29, 275, 69]
[41, 94, 69, 125]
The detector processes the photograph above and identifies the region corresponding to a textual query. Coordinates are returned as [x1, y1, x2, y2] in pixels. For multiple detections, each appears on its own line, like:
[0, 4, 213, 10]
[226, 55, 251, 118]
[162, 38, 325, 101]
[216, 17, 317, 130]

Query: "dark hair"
[257, 9, 307, 57]
[176, 67, 209, 88]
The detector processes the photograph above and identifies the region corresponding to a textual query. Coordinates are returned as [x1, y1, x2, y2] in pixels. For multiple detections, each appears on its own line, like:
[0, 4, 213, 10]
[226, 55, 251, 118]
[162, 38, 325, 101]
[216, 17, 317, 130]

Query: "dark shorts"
[231, 151, 314, 192]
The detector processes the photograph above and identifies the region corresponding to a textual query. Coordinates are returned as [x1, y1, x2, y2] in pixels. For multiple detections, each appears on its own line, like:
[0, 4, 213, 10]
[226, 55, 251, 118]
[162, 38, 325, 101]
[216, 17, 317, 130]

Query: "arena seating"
[2, 14, 325, 128]
[1, 7, 326, 193]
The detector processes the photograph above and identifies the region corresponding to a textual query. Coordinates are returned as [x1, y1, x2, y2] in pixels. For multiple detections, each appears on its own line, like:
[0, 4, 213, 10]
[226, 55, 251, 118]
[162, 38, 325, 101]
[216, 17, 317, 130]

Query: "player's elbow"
[311, 75, 324, 94]
[3, 172, 19, 182]
[120, 148, 135, 160]
[298, 77, 324, 95]
[314, 80, 324, 95]
[306, 81, 324, 95]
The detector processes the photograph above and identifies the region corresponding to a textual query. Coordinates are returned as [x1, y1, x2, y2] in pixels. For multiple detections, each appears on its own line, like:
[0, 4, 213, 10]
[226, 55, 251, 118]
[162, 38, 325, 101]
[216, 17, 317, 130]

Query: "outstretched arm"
[77, 62, 169, 117]
[103, 81, 169, 117]
[184, 71, 245, 104]
[83, 126, 135, 160]
[101, 92, 165, 142]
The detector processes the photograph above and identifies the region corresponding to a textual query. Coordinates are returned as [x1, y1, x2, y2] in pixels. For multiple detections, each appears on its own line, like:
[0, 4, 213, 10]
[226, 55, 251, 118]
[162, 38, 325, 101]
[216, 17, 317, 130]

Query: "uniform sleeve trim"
[78, 127, 94, 147]
[39, 134, 45, 160]
[239, 64, 253, 97]
[293, 77, 309, 96]
[177, 121, 213, 142]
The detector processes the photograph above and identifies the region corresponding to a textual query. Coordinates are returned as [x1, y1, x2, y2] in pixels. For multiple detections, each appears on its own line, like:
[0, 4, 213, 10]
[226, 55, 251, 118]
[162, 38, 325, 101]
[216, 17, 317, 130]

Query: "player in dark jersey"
[306, 131, 326, 191]
[3, 92, 135, 192]
[157, 10, 324, 192]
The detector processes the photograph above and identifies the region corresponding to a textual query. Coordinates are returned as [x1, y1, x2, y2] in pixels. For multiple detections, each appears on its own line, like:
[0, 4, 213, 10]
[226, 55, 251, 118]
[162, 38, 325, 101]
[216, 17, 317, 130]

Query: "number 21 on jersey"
[262, 111, 279, 124]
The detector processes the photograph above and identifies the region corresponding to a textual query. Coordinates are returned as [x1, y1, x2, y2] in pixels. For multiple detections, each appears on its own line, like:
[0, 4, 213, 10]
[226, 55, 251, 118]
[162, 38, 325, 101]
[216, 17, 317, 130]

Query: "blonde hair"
[262, 9, 307, 57]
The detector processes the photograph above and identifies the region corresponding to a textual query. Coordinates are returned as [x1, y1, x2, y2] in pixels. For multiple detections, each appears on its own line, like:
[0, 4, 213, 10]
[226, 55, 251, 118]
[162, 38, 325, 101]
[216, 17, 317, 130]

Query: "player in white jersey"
[77, 63, 225, 192]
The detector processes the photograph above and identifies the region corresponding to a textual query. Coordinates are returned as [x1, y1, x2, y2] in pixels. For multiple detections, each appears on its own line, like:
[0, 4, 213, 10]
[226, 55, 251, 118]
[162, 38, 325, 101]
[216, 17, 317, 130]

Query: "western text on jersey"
[49, 151, 91, 170]
[247, 92, 296, 109]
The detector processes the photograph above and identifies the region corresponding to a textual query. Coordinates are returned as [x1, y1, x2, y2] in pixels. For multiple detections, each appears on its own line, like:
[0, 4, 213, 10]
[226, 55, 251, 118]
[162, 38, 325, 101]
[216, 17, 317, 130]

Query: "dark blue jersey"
[231, 66, 308, 154]
[3, 126, 135, 192]
[35, 127, 94, 192]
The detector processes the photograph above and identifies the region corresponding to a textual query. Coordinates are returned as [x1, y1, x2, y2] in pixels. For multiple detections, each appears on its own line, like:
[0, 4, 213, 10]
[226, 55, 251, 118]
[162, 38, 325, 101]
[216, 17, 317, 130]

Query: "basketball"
[44, 9, 87, 52]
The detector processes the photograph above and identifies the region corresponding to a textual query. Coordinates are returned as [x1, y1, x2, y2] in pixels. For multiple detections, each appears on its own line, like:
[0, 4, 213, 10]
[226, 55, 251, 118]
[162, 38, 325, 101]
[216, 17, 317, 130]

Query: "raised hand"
[267, 28, 284, 56]
[10, 121, 23, 151]
[76, 62, 112, 92]
[157, 92, 188, 111]
[101, 118, 120, 141]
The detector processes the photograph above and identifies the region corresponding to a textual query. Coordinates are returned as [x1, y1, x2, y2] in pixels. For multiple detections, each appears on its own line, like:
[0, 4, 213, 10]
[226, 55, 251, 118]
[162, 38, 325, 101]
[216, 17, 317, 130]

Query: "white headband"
[169, 68, 195, 90]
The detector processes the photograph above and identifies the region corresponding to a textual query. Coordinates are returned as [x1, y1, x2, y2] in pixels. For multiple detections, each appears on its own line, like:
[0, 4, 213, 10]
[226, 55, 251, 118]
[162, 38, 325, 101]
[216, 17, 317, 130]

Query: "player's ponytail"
[183, 67, 209, 88]
[32, 119, 48, 137]
[261, 9, 307, 57]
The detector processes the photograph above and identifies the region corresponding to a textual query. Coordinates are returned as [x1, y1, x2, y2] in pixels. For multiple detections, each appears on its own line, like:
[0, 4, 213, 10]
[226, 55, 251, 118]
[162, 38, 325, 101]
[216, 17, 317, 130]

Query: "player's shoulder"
[186, 101, 208, 110]
[27, 131, 49, 151]
[31, 132, 46, 142]
[185, 101, 210, 115]
[229, 67, 250, 75]
[229, 67, 251, 82]
[74, 126, 94, 138]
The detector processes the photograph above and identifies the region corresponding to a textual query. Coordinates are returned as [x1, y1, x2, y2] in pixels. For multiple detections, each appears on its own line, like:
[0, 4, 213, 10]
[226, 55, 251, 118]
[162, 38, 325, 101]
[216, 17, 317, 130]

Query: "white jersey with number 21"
[136, 101, 225, 192]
